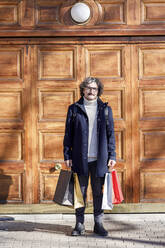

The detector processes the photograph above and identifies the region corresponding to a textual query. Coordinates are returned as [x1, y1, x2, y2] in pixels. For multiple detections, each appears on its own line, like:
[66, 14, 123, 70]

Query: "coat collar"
[75, 97, 108, 116]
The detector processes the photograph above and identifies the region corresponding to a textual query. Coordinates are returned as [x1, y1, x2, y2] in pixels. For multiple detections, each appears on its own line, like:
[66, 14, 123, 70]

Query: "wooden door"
[34, 44, 81, 203]
[132, 44, 165, 203]
[83, 44, 132, 203]
[0, 45, 33, 204]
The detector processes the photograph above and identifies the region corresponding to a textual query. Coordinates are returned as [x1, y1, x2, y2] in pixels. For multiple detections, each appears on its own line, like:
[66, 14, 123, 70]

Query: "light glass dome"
[71, 2, 91, 23]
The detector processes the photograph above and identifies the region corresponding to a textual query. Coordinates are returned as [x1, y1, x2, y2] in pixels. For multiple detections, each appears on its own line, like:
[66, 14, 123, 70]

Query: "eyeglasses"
[85, 86, 98, 92]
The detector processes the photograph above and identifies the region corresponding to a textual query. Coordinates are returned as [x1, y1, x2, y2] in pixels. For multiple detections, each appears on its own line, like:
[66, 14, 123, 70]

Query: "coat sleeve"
[63, 105, 73, 161]
[107, 106, 116, 161]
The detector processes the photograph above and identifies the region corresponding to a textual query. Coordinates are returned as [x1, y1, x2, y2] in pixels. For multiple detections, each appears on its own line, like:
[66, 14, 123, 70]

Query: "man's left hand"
[108, 159, 116, 171]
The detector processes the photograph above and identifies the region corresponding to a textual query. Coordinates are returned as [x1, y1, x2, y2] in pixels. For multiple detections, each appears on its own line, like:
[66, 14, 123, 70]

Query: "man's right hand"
[65, 160, 72, 168]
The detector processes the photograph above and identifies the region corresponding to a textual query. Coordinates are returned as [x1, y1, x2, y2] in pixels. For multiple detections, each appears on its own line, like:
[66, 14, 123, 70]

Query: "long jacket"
[63, 97, 116, 177]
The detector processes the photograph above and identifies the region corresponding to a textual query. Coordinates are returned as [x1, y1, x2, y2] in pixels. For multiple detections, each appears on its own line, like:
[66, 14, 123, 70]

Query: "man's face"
[83, 82, 98, 101]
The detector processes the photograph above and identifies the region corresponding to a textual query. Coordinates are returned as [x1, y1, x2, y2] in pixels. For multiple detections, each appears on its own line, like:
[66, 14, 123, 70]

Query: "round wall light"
[71, 2, 91, 24]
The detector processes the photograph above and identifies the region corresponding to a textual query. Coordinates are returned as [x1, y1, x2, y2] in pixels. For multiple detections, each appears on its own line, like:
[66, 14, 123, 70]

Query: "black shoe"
[71, 222, 85, 236]
[94, 222, 108, 237]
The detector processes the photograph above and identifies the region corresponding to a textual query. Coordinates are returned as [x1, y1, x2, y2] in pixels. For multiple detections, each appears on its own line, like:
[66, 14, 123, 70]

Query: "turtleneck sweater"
[84, 97, 98, 162]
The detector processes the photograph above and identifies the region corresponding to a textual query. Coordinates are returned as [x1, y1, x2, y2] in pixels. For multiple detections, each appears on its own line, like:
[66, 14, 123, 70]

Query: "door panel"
[0, 49, 23, 80]
[38, 46, 77, 81]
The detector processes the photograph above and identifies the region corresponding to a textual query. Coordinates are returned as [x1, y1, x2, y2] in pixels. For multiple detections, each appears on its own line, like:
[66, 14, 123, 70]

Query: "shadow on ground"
[0, 216, 136, 236]
[0, 220, 72, 235]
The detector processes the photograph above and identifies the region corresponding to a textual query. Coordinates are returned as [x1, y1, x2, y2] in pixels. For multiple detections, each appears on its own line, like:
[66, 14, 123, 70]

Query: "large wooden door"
[1, 41, 165, 205]
[0, 45, 33, 204]
[34, 43, 132, 204]
[132, 44, 165, 203]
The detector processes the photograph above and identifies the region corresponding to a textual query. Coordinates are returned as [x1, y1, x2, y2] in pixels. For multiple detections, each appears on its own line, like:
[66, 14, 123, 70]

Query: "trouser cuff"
[94, 213, 104, 224]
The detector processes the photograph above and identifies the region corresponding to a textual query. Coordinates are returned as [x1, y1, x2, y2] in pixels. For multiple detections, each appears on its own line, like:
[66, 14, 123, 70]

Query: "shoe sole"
[71, 230, 85, 236]
[94, 230, 108, 237]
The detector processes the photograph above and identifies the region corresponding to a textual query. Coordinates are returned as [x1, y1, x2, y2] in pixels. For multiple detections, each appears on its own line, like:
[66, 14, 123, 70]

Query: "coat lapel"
[75, 97, 87, 115]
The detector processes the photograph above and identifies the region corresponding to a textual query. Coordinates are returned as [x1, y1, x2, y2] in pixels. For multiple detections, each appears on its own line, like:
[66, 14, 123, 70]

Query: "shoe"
[71, 222, 85, 236]
[94, 222, 108, 237]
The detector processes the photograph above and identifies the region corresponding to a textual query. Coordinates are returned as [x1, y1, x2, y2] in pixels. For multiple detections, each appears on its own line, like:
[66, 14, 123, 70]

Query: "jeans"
[76, 161, 105, 224]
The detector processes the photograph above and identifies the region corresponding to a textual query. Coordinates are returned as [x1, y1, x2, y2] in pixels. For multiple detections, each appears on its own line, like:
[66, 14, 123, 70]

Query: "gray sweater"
[84, 97, 98, 162]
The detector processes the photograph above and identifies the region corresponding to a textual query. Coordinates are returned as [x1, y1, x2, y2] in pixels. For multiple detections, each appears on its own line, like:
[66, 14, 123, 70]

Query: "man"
[63, 77, 116, 236]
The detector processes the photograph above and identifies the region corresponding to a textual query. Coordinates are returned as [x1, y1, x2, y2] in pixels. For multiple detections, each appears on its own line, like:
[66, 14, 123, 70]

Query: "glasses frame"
[84, 86, 98, 92]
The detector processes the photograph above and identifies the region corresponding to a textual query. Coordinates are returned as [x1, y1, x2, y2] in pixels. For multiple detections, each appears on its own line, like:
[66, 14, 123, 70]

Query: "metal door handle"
[54, 163, 62, 171]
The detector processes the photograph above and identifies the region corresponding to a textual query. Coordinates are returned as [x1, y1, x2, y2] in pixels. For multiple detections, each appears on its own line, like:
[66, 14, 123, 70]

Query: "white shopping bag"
[101, 173, 113, 210]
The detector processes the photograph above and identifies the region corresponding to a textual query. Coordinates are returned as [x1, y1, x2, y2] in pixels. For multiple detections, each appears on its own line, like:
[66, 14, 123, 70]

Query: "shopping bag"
[54, 169, 74, 206]
[112, 170, 124, 204]
[101, 173, 113, 210]
[74, 173, 84, 209]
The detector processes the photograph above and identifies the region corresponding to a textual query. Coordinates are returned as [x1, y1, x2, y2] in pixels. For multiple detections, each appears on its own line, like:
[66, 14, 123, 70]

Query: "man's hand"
[65, 160, 72, 168]
[108, 159, 116, 171]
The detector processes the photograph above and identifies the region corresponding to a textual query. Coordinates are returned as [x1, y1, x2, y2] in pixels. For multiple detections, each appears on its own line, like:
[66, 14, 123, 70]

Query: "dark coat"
[63, 97, 116, 177]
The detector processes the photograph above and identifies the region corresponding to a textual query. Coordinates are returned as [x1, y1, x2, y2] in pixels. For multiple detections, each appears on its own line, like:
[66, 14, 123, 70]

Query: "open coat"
[63, 97, 116, 177]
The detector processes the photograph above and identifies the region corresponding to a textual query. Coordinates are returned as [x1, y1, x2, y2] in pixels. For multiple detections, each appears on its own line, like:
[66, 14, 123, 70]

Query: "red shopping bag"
[112, 170, 124, 204]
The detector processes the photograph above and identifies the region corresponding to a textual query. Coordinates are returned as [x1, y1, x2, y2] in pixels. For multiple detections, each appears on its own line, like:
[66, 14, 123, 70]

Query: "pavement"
[0, 213, 165, 248]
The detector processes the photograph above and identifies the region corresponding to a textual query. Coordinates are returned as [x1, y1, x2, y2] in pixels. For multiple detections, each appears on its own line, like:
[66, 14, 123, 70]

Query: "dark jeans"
[76, 161, 105, 224]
